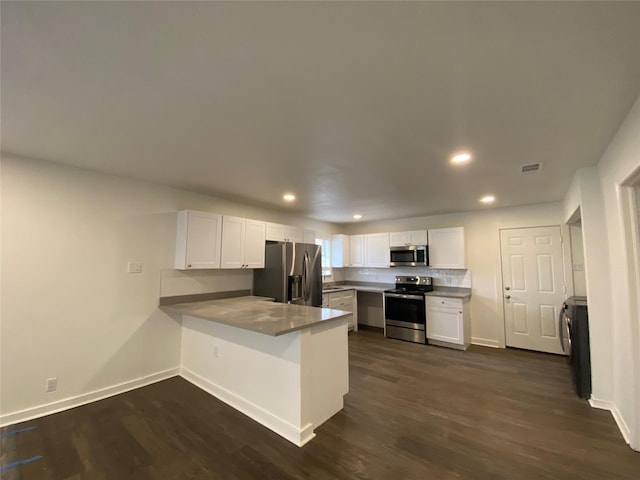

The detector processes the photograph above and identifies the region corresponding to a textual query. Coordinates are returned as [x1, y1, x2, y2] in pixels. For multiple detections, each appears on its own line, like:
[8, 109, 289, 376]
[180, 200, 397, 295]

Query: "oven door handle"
[384, 293, 424, 300]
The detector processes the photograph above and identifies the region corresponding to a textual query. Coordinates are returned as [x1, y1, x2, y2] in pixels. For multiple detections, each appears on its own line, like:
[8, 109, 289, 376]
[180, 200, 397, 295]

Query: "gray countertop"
[425, 287, 472, 299]
[323, 284, 471, 299]
[161, 296, 351, 337]
[322, 284, 389, 294]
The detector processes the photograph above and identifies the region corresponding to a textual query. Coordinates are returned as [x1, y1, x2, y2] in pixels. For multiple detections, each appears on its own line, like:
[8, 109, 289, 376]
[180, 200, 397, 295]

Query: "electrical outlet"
[127, 261, 143, 274]
[46, 377, 57, 392]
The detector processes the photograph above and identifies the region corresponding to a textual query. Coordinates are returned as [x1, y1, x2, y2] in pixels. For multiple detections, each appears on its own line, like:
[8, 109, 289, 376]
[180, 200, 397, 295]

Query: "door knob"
[505, 286, 511, 291]
[505, 295, 511, 299]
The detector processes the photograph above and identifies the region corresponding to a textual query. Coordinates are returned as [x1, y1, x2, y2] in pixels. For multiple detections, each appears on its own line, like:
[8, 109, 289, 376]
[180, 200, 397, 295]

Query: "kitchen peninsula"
[161, 295, 351, 447]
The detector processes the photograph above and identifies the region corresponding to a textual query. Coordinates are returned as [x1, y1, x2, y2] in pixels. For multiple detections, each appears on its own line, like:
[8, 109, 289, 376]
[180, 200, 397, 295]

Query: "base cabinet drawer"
[326, 290, 358, 331]
[425, 296, 463, 309]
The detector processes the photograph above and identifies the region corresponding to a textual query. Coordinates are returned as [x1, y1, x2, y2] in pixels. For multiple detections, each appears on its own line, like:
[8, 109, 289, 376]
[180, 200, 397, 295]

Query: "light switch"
[127, 261, 143, 274]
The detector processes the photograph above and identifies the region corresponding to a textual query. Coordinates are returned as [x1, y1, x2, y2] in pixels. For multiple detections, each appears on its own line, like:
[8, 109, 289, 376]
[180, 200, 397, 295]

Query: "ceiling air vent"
[521, 162, 543, 173]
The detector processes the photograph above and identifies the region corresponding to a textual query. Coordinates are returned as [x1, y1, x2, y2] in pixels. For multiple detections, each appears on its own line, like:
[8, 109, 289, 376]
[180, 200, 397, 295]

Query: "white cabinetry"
[327, 289, 358, 331]
[425, 296, 470, 350]
[221, 216, 266, 269]
[389, 230, 427, 247]
[265, 222, 304, 243]
[428, 227, 466, 269]
[331, 234, 350, 267]
[350, 235, 365, 267]
[303, 229, 317, 243]
[175, 210, 223, 270]
[364, 233, 390, 268]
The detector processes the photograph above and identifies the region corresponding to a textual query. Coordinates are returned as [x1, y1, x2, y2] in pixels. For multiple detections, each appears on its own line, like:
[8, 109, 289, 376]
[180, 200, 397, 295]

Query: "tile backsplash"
[331, 267, 471, 288]
[160, 269, 253, 297]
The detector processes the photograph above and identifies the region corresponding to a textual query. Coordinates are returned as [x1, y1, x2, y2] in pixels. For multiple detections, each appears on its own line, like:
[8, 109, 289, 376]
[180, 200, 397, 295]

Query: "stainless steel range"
[384, 276, 433, 344]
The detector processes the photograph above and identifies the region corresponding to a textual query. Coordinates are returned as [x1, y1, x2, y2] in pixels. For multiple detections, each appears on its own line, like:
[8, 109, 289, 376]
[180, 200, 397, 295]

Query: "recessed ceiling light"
[451, 152, 472, 164]
[283, 193, 296, 202]
[353, 214, 362, 220]
[480, 195, 495, 204]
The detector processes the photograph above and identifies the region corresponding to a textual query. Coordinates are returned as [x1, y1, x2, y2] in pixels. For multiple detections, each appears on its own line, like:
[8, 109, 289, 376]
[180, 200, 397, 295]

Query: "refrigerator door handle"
[559, 304, 565, 351]
[303, 252, 311, 303]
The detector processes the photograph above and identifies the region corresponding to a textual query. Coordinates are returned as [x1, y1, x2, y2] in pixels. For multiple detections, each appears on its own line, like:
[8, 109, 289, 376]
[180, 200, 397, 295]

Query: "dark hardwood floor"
[2, 327, 639, 479]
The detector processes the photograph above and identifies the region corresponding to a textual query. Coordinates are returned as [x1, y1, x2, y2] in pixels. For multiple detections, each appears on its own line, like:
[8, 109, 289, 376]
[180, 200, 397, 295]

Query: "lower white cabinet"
[425, 296, 470, 350]
[325, 289, 358, 331]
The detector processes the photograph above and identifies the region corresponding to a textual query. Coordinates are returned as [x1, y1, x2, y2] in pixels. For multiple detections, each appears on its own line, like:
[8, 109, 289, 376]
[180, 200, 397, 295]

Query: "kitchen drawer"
[341, 290, 355, 300]
[329, 299, 342, 309]
[425, 296, 463, 309]
[328, 292, 342, 302]
[341, 300, 354, 311]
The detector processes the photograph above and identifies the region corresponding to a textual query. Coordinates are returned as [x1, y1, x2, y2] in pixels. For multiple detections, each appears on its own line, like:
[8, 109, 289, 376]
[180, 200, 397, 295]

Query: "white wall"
[569, 223, 587, 297]
[341, 202, 565, 348]
[562, 167, 615, 408]
[594, 94, 640, 447]
[0, 154, 336, 423]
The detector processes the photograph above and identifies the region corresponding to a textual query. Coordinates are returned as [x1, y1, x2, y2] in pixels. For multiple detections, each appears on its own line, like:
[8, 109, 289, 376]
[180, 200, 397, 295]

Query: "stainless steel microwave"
[390, 245, 428, 267]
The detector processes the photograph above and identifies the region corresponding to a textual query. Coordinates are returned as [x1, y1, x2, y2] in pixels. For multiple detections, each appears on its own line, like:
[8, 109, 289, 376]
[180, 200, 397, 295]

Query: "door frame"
[619, 169, 640, 451]
[498, 225, 568, 352]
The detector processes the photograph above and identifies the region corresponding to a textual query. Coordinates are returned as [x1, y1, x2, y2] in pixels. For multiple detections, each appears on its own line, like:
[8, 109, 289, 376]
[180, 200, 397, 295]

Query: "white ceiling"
[2, 2, 640, 223]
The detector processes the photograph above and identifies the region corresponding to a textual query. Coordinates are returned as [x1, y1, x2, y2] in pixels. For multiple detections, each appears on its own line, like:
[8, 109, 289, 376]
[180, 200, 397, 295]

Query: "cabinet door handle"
[188, 264, 192, 268]
[505, 295, 511, 299]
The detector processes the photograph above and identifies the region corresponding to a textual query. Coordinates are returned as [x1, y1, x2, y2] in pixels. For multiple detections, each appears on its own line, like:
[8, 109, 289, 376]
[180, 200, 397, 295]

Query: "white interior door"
[500, 226, 565, 354]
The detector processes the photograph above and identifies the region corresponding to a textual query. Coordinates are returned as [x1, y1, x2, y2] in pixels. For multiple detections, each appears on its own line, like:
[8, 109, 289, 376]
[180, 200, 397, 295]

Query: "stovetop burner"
[384, 287, 428, 295]
[385, 275, 433, 295]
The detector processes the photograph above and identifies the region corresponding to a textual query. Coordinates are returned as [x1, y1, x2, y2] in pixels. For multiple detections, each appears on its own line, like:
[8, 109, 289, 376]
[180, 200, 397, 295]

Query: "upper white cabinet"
[265, 222, 285, 242]
[244, 219, 267, 268]
[175, 210, 223, 270]
[331, 234, 350, 267]
[389, 230, 427, 247]
[350, 235, 365, 267]
[303, 229, 317, 244]
[221, 216, 266, 269]
[265, 222, 304, 243]
[428, 227, 466, 269]
[364, 233, 390, 268]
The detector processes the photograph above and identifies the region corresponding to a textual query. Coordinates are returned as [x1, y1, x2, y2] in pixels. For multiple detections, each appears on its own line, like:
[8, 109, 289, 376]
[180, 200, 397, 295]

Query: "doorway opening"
[619, 173, 640, 451]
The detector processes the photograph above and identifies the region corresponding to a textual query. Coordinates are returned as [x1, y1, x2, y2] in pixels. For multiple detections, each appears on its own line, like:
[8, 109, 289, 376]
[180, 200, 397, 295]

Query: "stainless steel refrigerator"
[253, 242, 322, 307]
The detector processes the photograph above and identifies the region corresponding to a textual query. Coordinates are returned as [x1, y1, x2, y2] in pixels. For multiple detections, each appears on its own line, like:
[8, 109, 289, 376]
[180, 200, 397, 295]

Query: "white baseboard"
[180, 367, 314, 447]
[471, 337, 501, 348]
[588, 396, 613, 410]
[611, 405, 632, 445]
[589, 396, 631, 446]
[0, 368, 180, 428]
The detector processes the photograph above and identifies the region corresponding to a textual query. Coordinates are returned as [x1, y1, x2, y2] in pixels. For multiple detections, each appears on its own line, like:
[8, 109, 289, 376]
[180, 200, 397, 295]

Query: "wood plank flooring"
[2, 327, 639, 479]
